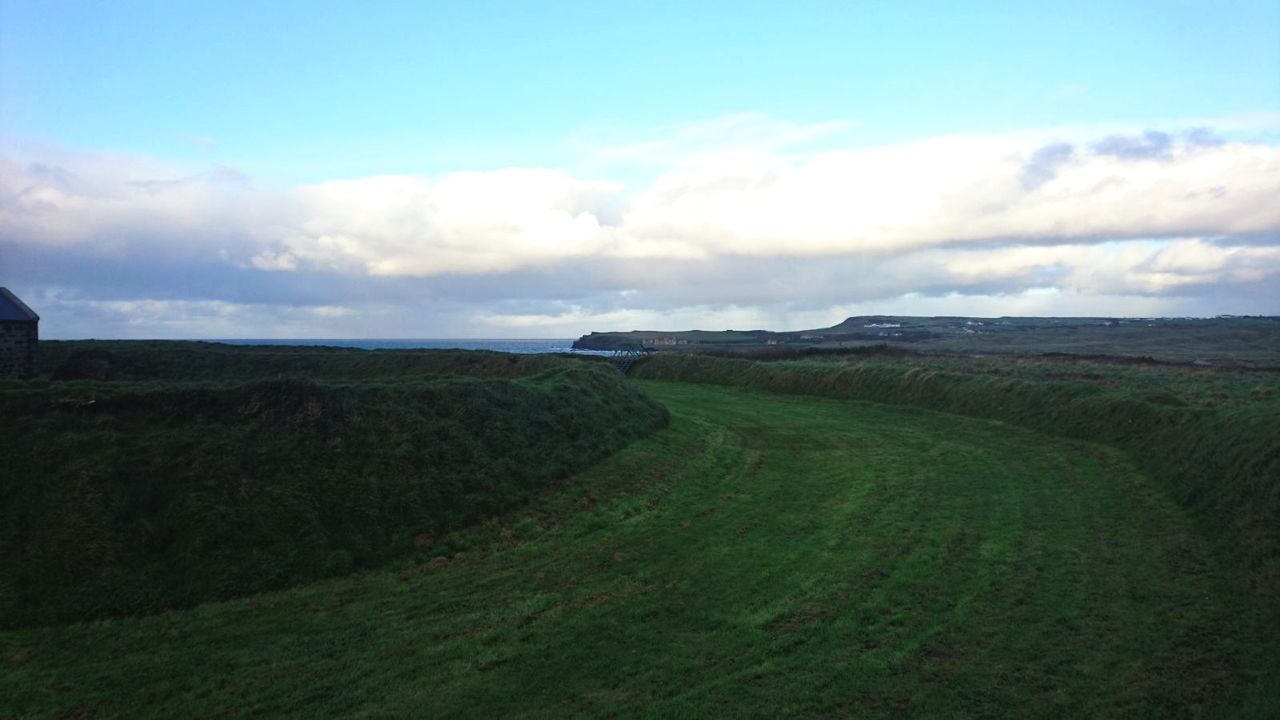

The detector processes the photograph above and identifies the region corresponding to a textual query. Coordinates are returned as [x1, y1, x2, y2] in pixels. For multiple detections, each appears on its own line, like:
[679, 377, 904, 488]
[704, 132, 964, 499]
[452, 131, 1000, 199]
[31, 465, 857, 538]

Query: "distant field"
[3, 381, 1276, 718]
[575, 315, 1280, 367]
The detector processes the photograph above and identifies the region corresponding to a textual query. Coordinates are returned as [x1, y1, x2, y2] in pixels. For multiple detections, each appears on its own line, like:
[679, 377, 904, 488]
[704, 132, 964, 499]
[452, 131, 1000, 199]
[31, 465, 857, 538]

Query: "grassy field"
[0, 343, 667, 628]
[635, 353, 1280, 600]
[4, 381, 1275, 718]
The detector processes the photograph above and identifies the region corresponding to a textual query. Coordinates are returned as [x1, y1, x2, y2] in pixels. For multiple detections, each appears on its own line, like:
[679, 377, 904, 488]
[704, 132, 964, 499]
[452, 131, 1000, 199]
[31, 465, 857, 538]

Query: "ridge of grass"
[0, 355, 667, 629]
[39, 340, 604, 383]
[633, 353, 1280, 598]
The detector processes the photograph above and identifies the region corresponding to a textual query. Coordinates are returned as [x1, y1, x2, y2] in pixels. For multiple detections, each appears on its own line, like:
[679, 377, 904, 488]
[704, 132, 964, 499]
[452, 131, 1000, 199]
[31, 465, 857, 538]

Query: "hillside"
[573, 315, 1280, 367]
[0, 342, 668, 628]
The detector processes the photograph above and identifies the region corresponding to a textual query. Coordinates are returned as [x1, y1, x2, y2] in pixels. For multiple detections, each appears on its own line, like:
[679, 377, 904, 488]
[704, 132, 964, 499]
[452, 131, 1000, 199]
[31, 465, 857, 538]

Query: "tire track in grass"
[1, 381, 1273, 718]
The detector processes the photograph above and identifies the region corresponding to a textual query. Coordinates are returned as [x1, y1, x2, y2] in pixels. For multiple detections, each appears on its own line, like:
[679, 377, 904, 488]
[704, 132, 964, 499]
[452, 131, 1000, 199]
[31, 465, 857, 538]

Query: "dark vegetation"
[4, 381, 1277, 717]
[576, 315, 1280, 367]
[3, 339, 1279, 716]
[0, 342, 667, 628]
[39, 339, 601, 383]
[634, 352, 1280, 597]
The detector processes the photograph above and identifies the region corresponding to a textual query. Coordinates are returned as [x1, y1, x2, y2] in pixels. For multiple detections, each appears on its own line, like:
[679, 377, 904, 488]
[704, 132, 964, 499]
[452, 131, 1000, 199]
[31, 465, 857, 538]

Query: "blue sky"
[2, 1, 1279, 337]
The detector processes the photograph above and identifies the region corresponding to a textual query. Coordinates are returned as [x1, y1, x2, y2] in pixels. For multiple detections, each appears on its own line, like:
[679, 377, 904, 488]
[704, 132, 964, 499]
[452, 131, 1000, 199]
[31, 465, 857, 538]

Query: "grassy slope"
[0, 346, 667, 628]
[634, 354, 1280, 598]
[3, 382, 1275, 718]
[37, 340, 602, 382]
[908, 319, 1280, 364]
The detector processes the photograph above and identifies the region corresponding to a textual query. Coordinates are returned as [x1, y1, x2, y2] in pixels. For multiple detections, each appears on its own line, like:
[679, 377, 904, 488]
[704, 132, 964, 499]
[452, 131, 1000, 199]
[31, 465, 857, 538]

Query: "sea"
[212, 338, 614, 355]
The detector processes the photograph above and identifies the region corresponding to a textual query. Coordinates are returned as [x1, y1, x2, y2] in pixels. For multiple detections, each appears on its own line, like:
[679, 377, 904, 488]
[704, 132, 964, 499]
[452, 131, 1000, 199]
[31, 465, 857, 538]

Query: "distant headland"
[573, 315, 1280, 367]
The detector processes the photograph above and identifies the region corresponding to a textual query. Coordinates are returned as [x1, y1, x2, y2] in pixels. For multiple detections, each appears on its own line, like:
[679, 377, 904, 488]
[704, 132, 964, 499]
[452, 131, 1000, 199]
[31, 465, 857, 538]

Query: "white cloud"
[25, 294, 372, 339]
[270, 170, 620, 275]
[929, 239, 1280, 296]
[0, 151, 284, 256]
[3, 114, 1279, 337]
[475, 303, 827, 335]
[619, 131, 1279, 259]
[250, 249, 299, 270]
[472, 288, 1188, 336]
[237, 125, 1280, 274]
[5, 120, 1278, 276]
[310, 305, 353, 318]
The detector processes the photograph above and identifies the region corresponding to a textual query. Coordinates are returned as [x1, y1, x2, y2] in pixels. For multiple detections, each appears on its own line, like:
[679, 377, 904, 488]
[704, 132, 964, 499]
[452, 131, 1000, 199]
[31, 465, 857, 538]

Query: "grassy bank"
[633, 353, 1280, 596]
[2, 382, 1274, 717]
[0, 344, 667, 628]
[38, 340, 602, 383]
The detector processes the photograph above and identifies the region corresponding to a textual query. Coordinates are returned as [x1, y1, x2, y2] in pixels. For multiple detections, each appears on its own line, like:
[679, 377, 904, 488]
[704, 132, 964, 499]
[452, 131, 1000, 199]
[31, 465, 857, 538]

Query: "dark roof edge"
[0, 288, 39, 321]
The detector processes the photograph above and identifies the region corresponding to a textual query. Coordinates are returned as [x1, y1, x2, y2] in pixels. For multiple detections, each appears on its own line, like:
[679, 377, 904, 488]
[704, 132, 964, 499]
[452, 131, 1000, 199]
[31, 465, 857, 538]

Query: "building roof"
[0, 288, 39, 322]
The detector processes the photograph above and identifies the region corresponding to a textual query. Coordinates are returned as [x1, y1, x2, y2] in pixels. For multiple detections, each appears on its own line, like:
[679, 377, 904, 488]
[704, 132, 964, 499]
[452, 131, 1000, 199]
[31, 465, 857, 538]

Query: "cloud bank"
[2, 116, 1279, 338]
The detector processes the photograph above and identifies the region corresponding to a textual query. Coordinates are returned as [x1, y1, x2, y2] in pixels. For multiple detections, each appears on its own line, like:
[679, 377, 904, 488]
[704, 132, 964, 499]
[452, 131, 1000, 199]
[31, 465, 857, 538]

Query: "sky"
[2, 1, 1279, 338]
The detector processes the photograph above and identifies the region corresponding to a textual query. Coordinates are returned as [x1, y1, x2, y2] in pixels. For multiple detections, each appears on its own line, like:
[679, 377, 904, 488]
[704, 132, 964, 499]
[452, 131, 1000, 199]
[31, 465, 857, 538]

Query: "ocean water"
[212, 338, 614, 355]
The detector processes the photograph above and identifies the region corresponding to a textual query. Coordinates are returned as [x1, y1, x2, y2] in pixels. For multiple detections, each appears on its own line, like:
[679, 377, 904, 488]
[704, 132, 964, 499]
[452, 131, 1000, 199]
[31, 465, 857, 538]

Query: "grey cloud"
[500, 253, 1052, 315]
[10, 233, 1279, 339]
[130, 165, 251, 193]
[1175, 276, 1280, 310]
[2, 241, 347, 307]
[1020, 142, 1075, 190]
[1202, 232, 1280, 247]
[1, 162, 85, 210]
[25, 163, 84, 191]
[1183, 185, 1228, 202]
[1092, 131, 1173, 160]
[1, 230, 1063, 333]
[1184, 127, 1225, 148]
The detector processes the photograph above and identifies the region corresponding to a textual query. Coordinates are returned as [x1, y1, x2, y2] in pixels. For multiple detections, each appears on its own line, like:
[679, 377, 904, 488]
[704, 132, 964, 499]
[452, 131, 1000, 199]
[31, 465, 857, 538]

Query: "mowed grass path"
[2, 381, 1274, 718]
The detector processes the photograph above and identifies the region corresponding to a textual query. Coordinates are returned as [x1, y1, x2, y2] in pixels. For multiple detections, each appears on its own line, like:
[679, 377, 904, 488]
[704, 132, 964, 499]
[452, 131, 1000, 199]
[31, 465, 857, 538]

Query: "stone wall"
[0, 321, 37, 379]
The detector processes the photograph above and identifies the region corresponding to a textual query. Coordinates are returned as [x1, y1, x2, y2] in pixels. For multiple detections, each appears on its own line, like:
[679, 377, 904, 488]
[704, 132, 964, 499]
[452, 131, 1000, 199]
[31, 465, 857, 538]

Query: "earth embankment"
[0, 343, 667, 627]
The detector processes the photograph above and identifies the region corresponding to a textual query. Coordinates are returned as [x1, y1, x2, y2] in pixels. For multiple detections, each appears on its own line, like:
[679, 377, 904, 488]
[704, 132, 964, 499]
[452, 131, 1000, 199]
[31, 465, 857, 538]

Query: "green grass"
[0, 349, 667, 628]
[635, 353, 1280, 598]
[38, 340, 609, 383]
[797, 351, 1280, 409]
[4, 381, 1274, 718]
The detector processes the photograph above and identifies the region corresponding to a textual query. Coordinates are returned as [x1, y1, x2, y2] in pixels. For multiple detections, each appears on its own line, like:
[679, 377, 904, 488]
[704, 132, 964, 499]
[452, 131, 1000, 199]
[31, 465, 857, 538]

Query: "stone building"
[0, 288, 39, 379]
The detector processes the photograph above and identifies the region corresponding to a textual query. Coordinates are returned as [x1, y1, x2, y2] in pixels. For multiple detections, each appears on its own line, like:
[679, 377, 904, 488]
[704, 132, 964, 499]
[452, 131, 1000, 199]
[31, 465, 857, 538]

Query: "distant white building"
[645, 337, 689, 346]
